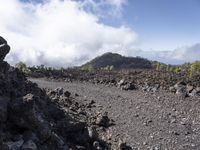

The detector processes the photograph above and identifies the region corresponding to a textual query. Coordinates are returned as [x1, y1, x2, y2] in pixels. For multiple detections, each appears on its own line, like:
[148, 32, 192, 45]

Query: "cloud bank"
[0, 0, 199, 67]
[144, 44, 200, 64]
[0, 0, 137, 67]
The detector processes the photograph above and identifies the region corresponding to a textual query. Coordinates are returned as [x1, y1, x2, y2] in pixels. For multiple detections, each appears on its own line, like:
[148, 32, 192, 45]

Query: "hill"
[81, 52, 153, 70]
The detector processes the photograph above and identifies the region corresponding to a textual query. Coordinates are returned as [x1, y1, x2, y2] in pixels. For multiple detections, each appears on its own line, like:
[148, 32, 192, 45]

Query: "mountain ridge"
[81, 52, 153, 70]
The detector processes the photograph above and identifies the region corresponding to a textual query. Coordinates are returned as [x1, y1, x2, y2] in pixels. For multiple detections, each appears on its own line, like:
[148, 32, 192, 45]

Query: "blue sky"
[1, 0, 200, 67]
[102, 0, 200, 50]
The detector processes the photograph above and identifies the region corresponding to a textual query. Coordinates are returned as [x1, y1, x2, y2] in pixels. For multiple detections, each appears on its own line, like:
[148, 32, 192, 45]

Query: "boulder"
[174, 82, 187, 97]
[93, 141, 102, 150]
[186, 85, 194, 93]
[55, 87, 64, 96]
[95, 112, 111, 128]
[64, 90, 71, 97]
[0, 36, 10, 61]
[117, 79, 126, 87]
[189, 89, 200, 97]
[176, 87, 187, 97]
[88, 126, 98, 140]
[169, 86, 176, 93]
[174, 81, 186, 90]
[121, 82, 136, 91]
[118, 142, 132, 150]
[196, 87, 200, 93]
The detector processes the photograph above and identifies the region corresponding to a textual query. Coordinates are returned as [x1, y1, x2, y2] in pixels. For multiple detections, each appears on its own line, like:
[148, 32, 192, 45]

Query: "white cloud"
[170, 44, 200, 62]
[141, 44, 200, 64]
[0, 0, 137, 67]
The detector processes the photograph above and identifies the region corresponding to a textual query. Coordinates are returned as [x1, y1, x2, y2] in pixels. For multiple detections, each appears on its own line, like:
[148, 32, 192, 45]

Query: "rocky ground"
[30, 78, 200, 150]
[30, 68, 200, 96]
[0, 36, 121, 150]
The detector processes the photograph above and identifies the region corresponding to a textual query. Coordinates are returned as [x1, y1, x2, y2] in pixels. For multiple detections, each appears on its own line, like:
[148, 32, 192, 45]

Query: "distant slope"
[81, 52, 153, 70]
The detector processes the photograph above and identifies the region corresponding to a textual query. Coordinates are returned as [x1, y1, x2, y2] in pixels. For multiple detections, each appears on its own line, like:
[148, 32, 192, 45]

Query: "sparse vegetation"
[15, 61, 31, 75]
[153, 61, 200, 77]
[101, 65, 114, 71]
[189, 61, 200, 77]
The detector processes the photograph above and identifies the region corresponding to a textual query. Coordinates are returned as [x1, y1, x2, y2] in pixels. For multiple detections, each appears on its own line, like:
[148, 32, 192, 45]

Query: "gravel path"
[30, 78, 200, 150]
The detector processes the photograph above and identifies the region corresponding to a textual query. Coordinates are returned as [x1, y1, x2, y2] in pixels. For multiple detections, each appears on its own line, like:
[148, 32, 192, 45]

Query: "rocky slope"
[0, 37, 124, 150]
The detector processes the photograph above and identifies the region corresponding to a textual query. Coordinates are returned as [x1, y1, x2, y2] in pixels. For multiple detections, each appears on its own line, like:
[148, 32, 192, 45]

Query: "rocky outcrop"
[0, 36, 112, 150]
[170, 81, 200, 97]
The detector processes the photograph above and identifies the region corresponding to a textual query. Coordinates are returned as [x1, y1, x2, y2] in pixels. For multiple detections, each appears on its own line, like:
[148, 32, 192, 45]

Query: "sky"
[0, 0, 200, 67]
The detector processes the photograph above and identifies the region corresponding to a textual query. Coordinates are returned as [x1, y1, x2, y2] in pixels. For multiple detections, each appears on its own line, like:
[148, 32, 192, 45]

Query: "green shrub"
[15, 62, 31, 75]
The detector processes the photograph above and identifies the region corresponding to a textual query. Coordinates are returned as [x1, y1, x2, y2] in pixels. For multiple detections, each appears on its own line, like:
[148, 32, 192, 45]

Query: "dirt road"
[30, 78, 200, 150]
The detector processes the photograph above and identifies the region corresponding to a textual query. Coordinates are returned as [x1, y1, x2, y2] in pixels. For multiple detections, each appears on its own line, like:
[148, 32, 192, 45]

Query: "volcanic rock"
[0, 97, 9, 122]
[0, 36, 111, 149]
[0, 36, 10, 61]
[95, 112, 111, 128]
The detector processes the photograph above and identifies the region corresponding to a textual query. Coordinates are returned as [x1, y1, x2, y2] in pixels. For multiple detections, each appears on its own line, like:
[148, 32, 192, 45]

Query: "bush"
[15, 62, 31, 75]
[189, 61, 200, 77]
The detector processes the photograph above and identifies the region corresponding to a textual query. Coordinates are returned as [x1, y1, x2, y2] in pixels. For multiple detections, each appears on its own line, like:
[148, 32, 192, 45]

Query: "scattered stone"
[88, 126, 98, 140]
[95, 112, 111, 128]
[118, 142, 132, 150]
[174, 81, 186, 89]
[121, 82, 136, 91]
[191, 88, 200, 97]
[55, 87, 64, 96]
[117, 79, 126, 87]
[169, 86, 176, 93]
[93, 141, 102, 150]
[21, 140, 37, 150]
[87, 100, 96, 108]
[186, 85, 194, 93]
[75, 93, 79, 97]
[176, 87, 187, 97]
[64, 90, 71, 97]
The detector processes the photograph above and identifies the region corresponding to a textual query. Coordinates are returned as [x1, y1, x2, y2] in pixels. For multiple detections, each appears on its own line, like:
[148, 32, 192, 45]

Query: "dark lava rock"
[176, 87, 187, 97]
[0, 36, 111, 150]
[2, 139, 24, 150]
[95, 112, 111, 128]
[0, 97, 9, 122]
[64, 90, 71, 97]
[171, 81, 200, 97]
[121, 82, 136, 91]
[118, 142, 133, 150]
[117, 79, 136, 91]
[0, 36, 10, 61]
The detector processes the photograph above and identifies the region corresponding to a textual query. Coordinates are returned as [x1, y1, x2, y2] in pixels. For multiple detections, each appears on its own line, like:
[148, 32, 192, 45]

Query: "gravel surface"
[30, 78, 200, 150]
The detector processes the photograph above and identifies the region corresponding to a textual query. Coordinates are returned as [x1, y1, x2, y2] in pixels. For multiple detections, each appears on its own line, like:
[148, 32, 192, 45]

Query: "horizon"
[0, 0, 200, 67]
